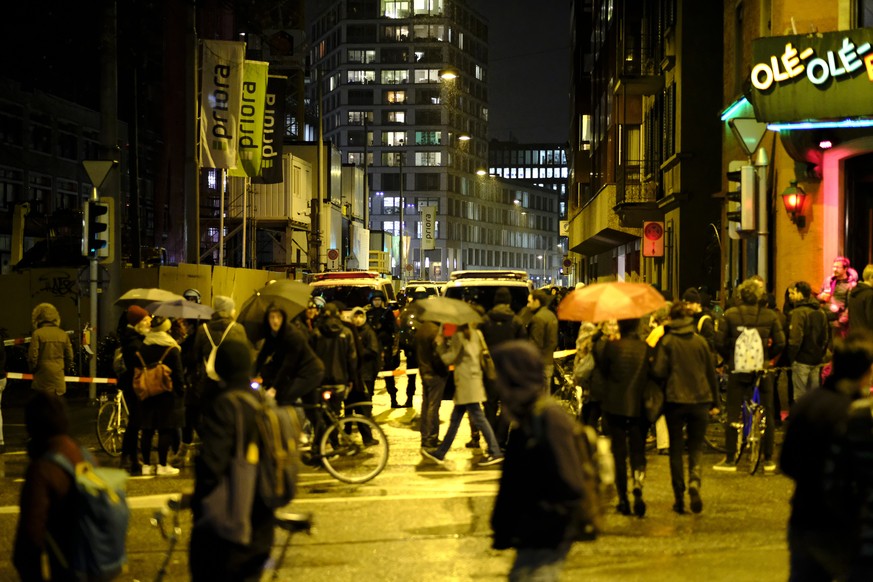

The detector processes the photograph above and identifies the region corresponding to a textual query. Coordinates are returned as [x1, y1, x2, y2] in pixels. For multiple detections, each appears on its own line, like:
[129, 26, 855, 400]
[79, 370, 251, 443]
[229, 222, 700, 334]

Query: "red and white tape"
[3, 330, 75, 347]
[6, 372, 117, 384]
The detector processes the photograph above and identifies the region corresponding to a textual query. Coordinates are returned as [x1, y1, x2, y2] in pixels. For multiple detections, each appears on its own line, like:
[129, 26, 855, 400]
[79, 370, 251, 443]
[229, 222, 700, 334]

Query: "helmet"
[369, 289, 386, 302]
[308, 296, 326, 311]
[183, 288, 201, 303]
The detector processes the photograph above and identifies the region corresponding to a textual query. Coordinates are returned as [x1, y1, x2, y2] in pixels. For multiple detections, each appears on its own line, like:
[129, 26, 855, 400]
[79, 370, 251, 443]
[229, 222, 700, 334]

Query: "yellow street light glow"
[439, 68, 459, 80]
[476, 168, 488, 176]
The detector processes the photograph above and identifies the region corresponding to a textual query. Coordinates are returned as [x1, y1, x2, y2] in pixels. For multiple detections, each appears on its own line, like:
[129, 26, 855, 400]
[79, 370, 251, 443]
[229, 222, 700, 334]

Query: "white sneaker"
[141, 465, 156, 476]
[157, 464, 180, 476]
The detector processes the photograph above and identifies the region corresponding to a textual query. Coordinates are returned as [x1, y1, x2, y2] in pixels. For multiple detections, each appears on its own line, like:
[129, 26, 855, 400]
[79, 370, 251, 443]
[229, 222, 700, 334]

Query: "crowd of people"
[10, 260, 873, 580]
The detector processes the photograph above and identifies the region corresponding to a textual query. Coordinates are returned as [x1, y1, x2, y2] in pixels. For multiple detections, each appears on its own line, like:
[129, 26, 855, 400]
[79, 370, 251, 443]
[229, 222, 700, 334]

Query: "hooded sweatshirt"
[310, 315, 357, 386]
[651, 316, 718, 405]
[848, 282, 873, 335]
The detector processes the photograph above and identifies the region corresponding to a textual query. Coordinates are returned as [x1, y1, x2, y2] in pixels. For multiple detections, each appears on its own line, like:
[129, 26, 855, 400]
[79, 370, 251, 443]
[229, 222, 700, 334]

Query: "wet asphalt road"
[0, 378, 794, 581]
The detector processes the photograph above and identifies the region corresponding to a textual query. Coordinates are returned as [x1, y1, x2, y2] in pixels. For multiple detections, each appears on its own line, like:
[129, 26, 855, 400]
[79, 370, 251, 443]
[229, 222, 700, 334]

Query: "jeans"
[420, 373, 447, 447]
[605, 413, 648, 498]
[509, 544, 571, 582]
[435, 402, 501, 457]
[724, 371, 775, 460]
[664, 403, 709, 497]
[791, 361, 821, 401]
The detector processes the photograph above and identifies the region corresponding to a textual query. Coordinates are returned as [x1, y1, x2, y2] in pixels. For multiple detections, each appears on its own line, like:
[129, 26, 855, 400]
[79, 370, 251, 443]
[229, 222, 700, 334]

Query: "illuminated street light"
[476, 168, 488, 176]
[439, 68, 460, 80]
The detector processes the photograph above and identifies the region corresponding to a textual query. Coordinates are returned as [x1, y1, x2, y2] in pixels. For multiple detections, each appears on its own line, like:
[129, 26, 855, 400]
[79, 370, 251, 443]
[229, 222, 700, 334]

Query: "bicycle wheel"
[747, 407, 765, 475]
[319, 417, 389, 484]
[96, 400, 127, 456]
[703, 410, 727, 453]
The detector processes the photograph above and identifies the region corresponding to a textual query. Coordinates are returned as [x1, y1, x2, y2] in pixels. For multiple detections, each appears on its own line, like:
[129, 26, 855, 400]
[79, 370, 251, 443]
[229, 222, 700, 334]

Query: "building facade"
[309, 0, 560, 282]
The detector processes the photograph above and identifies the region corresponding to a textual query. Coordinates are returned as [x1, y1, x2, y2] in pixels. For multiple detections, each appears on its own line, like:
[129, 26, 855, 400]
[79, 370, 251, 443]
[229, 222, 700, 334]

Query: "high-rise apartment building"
[309, 0, 560, 282]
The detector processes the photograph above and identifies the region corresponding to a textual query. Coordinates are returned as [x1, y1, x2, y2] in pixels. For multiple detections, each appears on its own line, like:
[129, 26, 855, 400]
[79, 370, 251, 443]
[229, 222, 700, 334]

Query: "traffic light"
[726, 160, 756, 237]
[83, 198, 112, 261]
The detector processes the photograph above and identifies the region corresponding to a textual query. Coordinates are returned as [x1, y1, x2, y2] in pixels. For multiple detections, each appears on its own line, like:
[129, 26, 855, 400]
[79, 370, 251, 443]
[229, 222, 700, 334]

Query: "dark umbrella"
[417, 296, 483, 326]
[145, 299, 215, 321]
[237, 280, 312, 342]
[115, 288, 186, 307]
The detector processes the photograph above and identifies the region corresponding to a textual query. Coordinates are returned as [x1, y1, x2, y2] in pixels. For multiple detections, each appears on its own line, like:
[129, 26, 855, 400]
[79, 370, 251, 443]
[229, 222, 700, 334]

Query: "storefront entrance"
[844, 152, 873, 270]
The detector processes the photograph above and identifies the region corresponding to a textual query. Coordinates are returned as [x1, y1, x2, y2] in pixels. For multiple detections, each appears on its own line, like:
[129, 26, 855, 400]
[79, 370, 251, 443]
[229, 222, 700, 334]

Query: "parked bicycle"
[151, 494, 313, 582]
[298, 384, 389, 484]
[551, 350, 582, 419]
[96, 389, 129, 456]
[703, 372, 729, 453]
[733, 372, 768, 474]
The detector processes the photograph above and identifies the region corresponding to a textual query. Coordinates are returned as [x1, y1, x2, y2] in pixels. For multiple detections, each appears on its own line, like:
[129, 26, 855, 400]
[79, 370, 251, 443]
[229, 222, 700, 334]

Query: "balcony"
[614, 33, 664, 96]
[614, 160, 660, 228]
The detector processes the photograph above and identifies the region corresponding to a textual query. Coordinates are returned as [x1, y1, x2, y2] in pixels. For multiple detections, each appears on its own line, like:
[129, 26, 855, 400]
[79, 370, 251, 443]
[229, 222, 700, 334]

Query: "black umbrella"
[237, 280, 312, 342]
[417, 296, 483, 326]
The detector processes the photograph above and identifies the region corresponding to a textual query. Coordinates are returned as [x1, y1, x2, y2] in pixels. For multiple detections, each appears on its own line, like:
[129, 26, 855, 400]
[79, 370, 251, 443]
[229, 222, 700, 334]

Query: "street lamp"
[398, 140, 405, 283]
[537, 254, 544, 285]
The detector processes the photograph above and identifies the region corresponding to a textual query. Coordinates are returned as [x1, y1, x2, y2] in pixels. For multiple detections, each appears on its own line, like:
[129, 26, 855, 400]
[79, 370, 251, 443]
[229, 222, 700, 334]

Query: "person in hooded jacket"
[190, 340, 278, 581]
[848, 264, 873, 335]
[184, 295, 251, 466]
[27, 303, 73, 396]
[118, 305, 152, 475]
[787, 281, 830, 400]
[478, 286, 527, 444]
[138, 316, 186, 476]
[254, 305, 324, 407]
[367, 289, 401, 408]
[651, 302, 719, 514]
[490, 340, 593, 580]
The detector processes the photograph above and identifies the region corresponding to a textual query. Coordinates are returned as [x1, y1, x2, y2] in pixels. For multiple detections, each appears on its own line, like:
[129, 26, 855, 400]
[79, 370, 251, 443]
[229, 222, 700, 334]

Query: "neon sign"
[751, 37, 873, 90]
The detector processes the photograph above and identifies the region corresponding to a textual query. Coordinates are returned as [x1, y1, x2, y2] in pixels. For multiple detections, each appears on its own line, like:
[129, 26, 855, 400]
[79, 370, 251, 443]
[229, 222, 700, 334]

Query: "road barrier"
[6, 372, 117, 384]
[3, 329, 75, 347]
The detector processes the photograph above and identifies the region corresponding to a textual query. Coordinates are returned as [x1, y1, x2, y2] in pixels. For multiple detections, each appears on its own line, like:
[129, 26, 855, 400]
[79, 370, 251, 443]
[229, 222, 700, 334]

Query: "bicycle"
[551, 351, 582, 419]
[732, 372, 768, 474]
[299, 384, 390, 484]
[703, 371, 729, 452]
[96, 389, 129, 456]
[151, 494, 313, 582]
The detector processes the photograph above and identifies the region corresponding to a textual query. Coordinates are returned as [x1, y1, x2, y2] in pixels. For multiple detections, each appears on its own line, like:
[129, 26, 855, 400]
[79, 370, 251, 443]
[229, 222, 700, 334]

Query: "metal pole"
[241, 178, 247, 268]
[399, 149, 404, 284]
[89, 186, 99, 401]
[218, 168, 225, 266]
[755, 147, 770, 281]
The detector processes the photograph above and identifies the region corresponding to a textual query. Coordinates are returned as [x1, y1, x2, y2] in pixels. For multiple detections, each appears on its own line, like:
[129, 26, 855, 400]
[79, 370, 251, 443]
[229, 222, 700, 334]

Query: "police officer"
[367, 290, 401, 408]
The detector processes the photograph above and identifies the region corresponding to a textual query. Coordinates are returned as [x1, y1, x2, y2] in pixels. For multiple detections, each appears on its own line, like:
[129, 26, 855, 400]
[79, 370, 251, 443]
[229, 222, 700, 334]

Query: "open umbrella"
[115, 288, 186, 307]
[557, 282, 667, 323]
[417, 296, 483, 326]
[237, 280, 312, 342]
[146, 299, 215, 321]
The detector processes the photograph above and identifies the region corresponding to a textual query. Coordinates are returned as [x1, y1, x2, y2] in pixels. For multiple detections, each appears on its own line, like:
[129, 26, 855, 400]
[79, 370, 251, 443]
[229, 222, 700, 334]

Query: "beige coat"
[437, 329, 487, 405]
[27, 304, 73, 395]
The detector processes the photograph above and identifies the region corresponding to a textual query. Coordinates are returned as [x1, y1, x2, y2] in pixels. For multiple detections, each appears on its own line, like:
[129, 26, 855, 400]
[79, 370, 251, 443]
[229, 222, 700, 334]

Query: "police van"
[442, 270, 533, 313]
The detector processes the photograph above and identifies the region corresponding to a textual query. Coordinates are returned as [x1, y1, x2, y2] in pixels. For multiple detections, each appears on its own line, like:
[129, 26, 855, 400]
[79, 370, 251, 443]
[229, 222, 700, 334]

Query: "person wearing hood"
[848, 264, 873, 335]
[819, 256, 858, 340]
[490, 341, 592, 580]
[651, 302, 719, 514]
[478, 286, 527, 444]
[190, 339, 278, 581]
[787, 281, 830, 400]
[138, 316, 186, 476]
[118, 305, 152, 475]
[27, 303, 73, 396]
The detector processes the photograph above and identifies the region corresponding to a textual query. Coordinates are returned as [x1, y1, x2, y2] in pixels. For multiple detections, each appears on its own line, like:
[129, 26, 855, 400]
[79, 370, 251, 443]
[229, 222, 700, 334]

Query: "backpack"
[203, 322, 236, 381]
[112, 347, 127, 377]
[227, 390, 301, 509]
[44, 448, 130, 580]
[132, 347, 175, 400]
[530, 401, 612, 541]
[733, 310, 765, 373]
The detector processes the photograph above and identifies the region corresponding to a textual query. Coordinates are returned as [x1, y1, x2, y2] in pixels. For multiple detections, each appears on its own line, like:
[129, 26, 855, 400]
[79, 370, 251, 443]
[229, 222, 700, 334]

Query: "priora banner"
[421, 206, 437, 250]
[229, 60, 270, 178]
[257, 75, 288, 184]
[200, 40, 245, 169]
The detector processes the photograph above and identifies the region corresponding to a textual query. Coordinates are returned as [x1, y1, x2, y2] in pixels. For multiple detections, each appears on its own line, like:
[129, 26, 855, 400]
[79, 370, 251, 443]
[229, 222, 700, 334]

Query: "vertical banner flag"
[229, 60, 270, 178]
[421, 206, 437, 250]
[200, 40, 246, 169]
[258, 75, 288, 184]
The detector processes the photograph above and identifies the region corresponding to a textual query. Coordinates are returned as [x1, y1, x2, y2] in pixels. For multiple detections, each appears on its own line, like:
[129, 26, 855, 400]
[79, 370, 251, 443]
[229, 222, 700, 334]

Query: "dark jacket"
[191, 381, 275, 579]
[651, 317, 718, 405]
[491, 398, 588, 549]
[255, 322, 324, 405]
[192, 316, 251, 398]
[594, 334, 650, 418]
[848, 282, 873, 335]
[527, 305, 558, 366]
[367, 305, 399, 369]
[787, 299, 829, 365]
[692, 311, 717, 354]
[414, 320, 448, 380]
[480, 304, 527, 348]
[716, 304, 786, 369]
[14, 434, 86, 581]
[356, 322, 381, 385]
[310, 315, 357, 387]
[138, 334, 186, 430]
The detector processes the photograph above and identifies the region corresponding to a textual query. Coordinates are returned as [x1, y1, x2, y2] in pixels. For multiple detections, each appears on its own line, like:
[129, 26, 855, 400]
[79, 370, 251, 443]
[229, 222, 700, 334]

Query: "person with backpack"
[138, 316, 187, 476]
[651, 302, 719, 514]
[184, 295, 250, 466]
[191, 339, 285, 581]
[780, 331, 873, 581]
[490, 340, 599, 579]
[714, 277, 786, 472]
[15, 392, 129, 581]
[787, 281, 829, 400]
[118, 305, 152, 475]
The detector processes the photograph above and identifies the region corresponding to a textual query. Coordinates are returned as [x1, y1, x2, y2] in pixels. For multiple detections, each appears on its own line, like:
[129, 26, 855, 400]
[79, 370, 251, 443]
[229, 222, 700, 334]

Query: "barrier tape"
[377, 368, 419, 378]
[3, 330, 75, 347]
[6, 372, 117, 385]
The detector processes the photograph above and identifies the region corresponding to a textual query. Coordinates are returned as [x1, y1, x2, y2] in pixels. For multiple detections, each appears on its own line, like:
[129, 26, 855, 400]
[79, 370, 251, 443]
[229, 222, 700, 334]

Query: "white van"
[442, 270, 533, 313]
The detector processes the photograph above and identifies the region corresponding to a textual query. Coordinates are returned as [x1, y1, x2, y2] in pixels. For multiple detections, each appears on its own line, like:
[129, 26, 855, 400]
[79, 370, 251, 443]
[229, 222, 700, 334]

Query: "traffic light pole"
[88, 186, 99, 400]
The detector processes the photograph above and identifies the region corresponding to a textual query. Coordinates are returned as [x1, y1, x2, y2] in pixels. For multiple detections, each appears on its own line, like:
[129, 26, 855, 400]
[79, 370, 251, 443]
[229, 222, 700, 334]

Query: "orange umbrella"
[557, 282, 667, 323]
